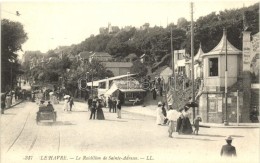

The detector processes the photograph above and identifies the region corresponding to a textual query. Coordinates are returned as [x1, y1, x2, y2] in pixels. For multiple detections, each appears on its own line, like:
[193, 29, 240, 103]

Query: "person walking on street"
[69, 97, 74, 111]
[89, 96, 98, 120]
[116, 99, 122, 118]
[63, 97, 69, 112]
[152, 87, 157, 100]
[1, 94, 6, 114]
[108, 97, 112, 112]
[156, 101, 165, 125]
[96, 99, 105, 120]
[5, 94, 12, 109]
[87, 98, 92, 111]
[167, 104, 179, 138]
[112, 97, 117, 113]
[162, 102, 168, 124]
[193, 116, 202, 135]
[220, 136, 237, 157]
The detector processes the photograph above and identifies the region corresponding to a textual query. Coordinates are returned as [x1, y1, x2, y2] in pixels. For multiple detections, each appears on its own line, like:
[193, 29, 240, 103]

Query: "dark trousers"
[109, 104, 112, 112]
[89, 109, 96, 119]
[113, 105, 116, 113]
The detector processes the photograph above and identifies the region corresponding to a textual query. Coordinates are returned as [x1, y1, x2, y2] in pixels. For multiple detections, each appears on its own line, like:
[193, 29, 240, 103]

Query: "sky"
[1, 0, 258, 58]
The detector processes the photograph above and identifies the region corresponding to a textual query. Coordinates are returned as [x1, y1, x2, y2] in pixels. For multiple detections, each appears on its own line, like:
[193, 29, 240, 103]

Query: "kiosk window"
[209, 58, 218, 76]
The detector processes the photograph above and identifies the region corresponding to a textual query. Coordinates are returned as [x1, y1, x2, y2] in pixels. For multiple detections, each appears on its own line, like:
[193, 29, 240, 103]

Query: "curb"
[6, 100, 24, 110]
[124, 109, 260, 128]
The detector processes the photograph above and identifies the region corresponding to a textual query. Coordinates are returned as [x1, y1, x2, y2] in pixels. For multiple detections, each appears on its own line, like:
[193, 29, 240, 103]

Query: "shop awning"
[119, 89, 146, 92]
[104, 83, 118, 96]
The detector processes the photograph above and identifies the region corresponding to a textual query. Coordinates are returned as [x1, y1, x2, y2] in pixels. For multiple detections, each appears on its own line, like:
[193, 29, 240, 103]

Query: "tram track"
[6, 112, 30, 152]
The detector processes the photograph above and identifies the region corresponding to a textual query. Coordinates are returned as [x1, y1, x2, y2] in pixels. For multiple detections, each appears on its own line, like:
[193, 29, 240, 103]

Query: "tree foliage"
[1, 19, 28, 91]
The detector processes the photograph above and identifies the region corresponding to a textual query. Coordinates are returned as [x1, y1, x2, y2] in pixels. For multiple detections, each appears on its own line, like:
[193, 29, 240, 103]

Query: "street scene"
[1, 1, 260, 163]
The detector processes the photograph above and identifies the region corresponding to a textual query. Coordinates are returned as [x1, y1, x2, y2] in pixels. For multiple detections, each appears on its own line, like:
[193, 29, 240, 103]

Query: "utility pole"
[224, 28, 229, 126]
[171, 27, 174, 87]
[191, 2, 195, 121]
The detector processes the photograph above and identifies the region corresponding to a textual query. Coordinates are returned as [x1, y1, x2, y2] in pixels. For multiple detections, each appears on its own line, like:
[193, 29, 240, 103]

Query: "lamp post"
[224, 28, 229, 126]
[191, 2, 195, 121]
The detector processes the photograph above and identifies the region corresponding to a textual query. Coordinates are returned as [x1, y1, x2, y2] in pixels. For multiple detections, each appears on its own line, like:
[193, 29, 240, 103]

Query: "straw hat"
[225, 136, 233, 141]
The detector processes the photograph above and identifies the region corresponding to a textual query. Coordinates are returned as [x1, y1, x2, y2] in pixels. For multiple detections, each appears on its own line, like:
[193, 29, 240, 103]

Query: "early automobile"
[36, 105, 57, 124]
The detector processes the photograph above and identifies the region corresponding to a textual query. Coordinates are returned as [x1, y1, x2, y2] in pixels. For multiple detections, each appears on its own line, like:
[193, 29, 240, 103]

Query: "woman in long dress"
[179, 109, 193, 134]
[156, 102, 165, 125]
[96, 99, 105, 120]
[63, 98, 69, 111]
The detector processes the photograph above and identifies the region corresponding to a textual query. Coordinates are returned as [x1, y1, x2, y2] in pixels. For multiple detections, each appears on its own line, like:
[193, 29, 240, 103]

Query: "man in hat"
[220, 136, 237, 157]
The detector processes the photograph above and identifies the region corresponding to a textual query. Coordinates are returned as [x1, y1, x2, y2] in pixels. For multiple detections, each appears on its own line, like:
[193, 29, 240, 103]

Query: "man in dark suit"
[89, 97, 97, 120]
[112, 98, 117, 113]
[220, 136, 237, 157]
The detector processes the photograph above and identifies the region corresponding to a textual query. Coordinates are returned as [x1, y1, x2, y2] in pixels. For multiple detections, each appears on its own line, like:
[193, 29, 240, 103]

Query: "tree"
[1, 19, 28, 91]
[130, 60, 148, 77]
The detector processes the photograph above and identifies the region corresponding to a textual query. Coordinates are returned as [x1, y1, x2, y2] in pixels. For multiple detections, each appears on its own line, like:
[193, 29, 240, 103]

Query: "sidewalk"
[123, 104, 260, 128]
[6, 99, 24, 109]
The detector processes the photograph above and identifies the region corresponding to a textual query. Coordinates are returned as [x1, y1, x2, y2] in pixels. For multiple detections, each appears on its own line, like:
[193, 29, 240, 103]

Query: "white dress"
[63, 99, 69, 111]
[156, 107, 165, 125]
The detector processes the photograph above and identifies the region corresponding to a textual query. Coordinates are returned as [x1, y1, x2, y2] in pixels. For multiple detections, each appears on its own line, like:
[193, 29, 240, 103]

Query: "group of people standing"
[107, 97, 122, 118]
[63, 96, 74, 112]
[89, 96, 105, 120]
[156, 99, 202, 138]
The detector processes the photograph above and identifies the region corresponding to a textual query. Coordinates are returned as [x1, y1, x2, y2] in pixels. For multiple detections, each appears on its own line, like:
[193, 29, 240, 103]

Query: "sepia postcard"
[1, 0, 259, 163]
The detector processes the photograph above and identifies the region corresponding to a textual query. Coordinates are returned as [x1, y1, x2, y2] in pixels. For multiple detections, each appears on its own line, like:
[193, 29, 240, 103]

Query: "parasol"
[167, 110, 180, 121]
[64, 95, 70, 99]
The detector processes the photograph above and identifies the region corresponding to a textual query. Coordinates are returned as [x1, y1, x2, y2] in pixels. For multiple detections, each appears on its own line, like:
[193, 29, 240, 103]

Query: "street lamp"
[224, 28, 229, 126]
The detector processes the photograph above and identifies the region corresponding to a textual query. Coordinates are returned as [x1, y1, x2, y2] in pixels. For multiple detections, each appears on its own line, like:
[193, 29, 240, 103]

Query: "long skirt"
[176, 117, 182, 133]
[179, 117, 193, 134]
[96, 108, 105, 120]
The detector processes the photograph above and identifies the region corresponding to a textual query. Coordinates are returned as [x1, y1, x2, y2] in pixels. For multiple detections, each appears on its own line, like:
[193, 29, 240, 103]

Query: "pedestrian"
[166, 104, 179, 138]
[116, 99, 122, 118]
[63, 97, 69, 111]
[250, 106, 259, 123]
[89, 96, 98, 120]
[193, 116, 202, 135]
[5, 94, 12, 109]
[176, 108, 184, 134]
[159, 85, 163, 96]
[87, 98, 93, 111]
[108, 96, 112, 112]
[69, 97, 74, 111]
[156, 101, 165, 125]
[1, 94, 6, 114]
[162, 102, 168, 124]
[151, 87, 157, 100]
[112, 97, 117, 113]
[157, 76, 161, 85]
[220, 136, 237, 157]
[179, 107, 193, 135]
[96, 99, 105, 120]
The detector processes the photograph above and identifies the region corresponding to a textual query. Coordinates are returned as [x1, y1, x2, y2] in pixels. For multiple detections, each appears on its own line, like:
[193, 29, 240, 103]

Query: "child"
[193, 116, 202, 135]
